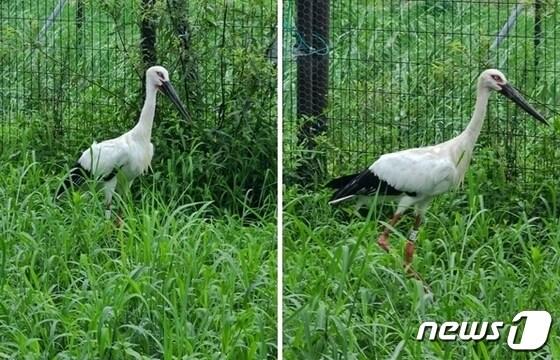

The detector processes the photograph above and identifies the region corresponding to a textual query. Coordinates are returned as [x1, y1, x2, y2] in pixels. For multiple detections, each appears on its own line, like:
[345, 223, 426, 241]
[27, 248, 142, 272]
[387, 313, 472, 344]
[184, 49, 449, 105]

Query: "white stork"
[327, 69, 547, 270]
[56, 65, 189, 219]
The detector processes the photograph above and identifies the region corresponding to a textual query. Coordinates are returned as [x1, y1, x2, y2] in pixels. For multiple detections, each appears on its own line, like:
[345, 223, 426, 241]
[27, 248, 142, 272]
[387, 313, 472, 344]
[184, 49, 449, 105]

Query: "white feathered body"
[371, 132, 475, 197]
[78, 131, 154, 182]
[328, 129, 482, 217]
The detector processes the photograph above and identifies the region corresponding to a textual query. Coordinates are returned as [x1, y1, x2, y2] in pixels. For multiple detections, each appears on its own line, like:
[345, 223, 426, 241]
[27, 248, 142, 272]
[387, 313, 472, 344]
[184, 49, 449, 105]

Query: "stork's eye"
[156, 71, 164, 78]
[491, 75, 502, 82]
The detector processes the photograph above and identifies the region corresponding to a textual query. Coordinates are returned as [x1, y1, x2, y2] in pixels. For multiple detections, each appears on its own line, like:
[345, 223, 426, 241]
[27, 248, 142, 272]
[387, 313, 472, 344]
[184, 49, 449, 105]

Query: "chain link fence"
[1, 1, 136, 155]
[1, 0, 276, 158]
[284, 0, 560, 191]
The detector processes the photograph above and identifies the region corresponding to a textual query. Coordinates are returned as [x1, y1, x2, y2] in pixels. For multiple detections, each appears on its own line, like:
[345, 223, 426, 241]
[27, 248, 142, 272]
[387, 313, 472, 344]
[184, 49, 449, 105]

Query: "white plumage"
[371, 149, 458, 196]
[328, 69, 547, 270]
[79, 135, 154, 181]
[56, 65, 188, 219]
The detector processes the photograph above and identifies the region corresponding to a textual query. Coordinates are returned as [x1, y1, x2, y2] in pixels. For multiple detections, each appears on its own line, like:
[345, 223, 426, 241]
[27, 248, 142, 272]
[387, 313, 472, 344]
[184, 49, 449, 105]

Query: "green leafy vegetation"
[283, 168, 560, 359]
[1, 0, 277, 215]
[0, 151, 276, 358]
[284, 2, 560, 359]
[1, 0, 276, 358]
[284, 1, 560, 183]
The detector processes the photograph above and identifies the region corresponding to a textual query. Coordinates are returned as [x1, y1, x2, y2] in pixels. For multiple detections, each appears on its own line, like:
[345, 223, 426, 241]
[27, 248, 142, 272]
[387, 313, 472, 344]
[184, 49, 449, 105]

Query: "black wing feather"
[329, 169, 416, 203]
[325, 173, 361, 189]
[55, 160, 121, 200]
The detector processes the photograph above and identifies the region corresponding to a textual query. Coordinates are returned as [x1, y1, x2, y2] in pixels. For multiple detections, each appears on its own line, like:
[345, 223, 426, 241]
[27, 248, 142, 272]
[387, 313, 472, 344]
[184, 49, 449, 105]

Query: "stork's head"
[146, 65, 169, 87]
[479, 69, 508, 91]
[146, 65, 189, 120]
[479, 69, 548, 125]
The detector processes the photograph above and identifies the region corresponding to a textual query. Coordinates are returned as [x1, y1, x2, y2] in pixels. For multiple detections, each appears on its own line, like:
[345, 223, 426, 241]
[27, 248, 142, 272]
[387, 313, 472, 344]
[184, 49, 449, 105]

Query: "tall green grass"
[283, 166, 560, 359]
[0, 151, 276, 358]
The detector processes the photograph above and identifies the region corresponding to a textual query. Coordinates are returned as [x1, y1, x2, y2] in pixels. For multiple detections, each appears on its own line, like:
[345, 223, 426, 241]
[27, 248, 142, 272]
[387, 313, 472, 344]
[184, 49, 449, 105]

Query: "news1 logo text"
[416, 311, 552, 351]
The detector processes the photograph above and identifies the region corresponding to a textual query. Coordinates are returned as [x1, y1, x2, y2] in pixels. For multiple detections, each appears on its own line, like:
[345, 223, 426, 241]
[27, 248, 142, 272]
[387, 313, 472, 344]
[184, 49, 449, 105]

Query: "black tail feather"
[55, 163, 90, 200]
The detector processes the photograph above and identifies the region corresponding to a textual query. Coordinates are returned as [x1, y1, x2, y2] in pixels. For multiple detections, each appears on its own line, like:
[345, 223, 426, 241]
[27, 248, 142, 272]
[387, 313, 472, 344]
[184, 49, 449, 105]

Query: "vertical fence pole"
[140, 0, 158, 113]
[76, 0, 84, 57]
[534, 0, 543, 79]
[295, 0, 330, 183]
[167, 0, 198, 120]
[140, 0, 158, 69]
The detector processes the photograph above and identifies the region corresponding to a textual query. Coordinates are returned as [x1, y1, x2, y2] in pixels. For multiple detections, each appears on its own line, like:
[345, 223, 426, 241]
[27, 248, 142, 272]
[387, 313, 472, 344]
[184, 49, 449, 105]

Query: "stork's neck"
[131, 84, 158, 141]
[460, 83, 491, 148]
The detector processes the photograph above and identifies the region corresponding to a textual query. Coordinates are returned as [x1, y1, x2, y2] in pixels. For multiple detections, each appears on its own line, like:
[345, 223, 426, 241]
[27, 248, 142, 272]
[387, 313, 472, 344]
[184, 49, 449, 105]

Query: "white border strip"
[276, 0, 283, 358]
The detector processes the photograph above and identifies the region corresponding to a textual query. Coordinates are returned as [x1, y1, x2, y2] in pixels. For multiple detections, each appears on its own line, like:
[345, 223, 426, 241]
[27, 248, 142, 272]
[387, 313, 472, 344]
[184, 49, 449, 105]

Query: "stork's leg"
[377, 213, 402, 252]
[404, 214, 422, 268]
[103, 177, 117, 220]
[377, 196, 415, 251]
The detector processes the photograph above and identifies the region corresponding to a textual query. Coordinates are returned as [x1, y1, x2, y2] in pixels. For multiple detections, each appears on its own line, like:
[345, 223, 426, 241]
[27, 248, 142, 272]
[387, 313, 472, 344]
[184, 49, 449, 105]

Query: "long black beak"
[160, 81, 190, 120]
[499, 83, 548, 125]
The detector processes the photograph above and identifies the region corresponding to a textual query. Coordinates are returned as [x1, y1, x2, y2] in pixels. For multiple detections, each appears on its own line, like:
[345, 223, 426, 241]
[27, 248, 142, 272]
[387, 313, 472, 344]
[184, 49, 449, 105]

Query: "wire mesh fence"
[0, 0, 138, 155]
[0, 0, 276, 159]
[284, 0, 560, 191]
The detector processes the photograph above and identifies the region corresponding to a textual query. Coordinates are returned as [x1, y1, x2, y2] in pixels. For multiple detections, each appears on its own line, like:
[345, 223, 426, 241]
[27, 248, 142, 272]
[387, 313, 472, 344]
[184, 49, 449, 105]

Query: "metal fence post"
[167, 0, 198, 120]
[140, 0, 158, 69]
[76, 0, 84, 57]
[534, 0, 543, 78]
[295, 0, 330, 183]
